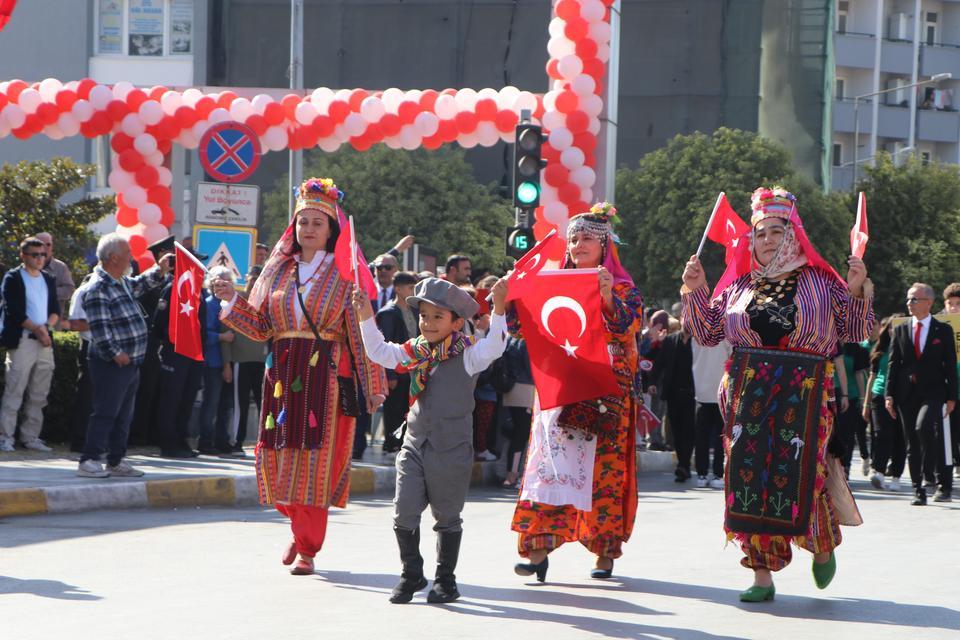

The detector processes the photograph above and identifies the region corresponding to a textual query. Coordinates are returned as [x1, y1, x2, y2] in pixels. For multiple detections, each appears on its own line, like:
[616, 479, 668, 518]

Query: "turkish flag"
[515, 268, 620, 410]
[851, 191, 869, 259]
[506, 229, 565, 302]
[333, 208, 377, 297]
[706, 193, 750, 263]
[169, 244, 205, 361]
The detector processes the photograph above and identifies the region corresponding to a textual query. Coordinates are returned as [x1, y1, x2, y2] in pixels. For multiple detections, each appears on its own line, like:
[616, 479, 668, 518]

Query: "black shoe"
[426, 530, 462, 603]
[590, 558, 615, 579]
[674, 467, 689, 483]
[933, 490, 952, 503]
[160, 448, 197, 459]
[197, 446, 220, 456]
[912, 488, 927, 506]
[514, 556, 549, 582]
[390, 527, 428, 604]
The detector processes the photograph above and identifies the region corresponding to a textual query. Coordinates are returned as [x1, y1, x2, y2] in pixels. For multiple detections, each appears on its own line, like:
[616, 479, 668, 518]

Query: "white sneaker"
[106, 460, 144, 477]
[696, 475, 709, 488]
[0, 439, 15, 452]
[888, 477, 901, 492]
[869, 471, 884, 489]
[708, 476, 725, 489]
[77, 459, 110, 478]
[476, 450, 497, 462]
[861, 457, 871, 477]
[22, 439, 52, 452]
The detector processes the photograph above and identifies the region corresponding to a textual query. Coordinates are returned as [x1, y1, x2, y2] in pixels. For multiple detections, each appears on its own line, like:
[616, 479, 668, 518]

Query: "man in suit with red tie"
[886, 283, 958, 505]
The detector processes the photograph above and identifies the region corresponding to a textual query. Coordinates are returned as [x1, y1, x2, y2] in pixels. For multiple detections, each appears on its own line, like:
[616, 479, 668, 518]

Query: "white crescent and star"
[515, 253, 542, 280]
[727, 220, 741, 247]
[540, 295, 587, 358]
[177, 270, 197, 316]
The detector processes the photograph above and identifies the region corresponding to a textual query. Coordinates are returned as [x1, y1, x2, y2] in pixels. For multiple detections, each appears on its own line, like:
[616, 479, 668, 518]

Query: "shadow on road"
[0, 575, 100, 601]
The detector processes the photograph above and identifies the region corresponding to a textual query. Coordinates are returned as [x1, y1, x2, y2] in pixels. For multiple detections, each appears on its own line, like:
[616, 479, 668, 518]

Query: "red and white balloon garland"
[0, 1, 613, 271]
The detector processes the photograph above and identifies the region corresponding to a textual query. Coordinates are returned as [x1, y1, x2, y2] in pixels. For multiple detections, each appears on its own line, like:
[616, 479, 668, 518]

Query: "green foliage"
[262, 146, 514, 273]
[0, 158, 114, 274]
[615, 128, 849, 306]
[855, 153, 960, 316]
[0, 331, 81, 443]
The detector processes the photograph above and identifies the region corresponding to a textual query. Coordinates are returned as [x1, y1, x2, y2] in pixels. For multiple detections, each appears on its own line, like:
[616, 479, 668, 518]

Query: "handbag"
[556, 395, 623, 439]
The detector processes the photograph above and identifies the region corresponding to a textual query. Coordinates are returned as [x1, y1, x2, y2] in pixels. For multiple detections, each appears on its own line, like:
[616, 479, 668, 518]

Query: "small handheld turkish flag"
[334, 208, 377, 297]
[516, 268, 620, 410]
[169, 243, 205, 361]
[506, 229, 566, 302]
[704, 193, 750, 263]
[851, 191, 869, 259]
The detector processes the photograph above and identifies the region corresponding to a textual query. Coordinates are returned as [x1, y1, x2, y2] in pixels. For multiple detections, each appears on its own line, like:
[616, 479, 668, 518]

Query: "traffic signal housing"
[513, 123, 547, 210]
[505, 226, 536, 260]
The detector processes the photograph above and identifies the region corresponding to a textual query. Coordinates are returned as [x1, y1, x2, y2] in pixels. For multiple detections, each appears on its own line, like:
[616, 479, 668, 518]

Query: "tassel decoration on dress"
[309, 411, 319, 429]
[277, 408, 287, 425]
[274, 381, 283, 398]
[309, 351, 319, 367]
[291, 376, 303, 393]
[265, 414, 276, 430]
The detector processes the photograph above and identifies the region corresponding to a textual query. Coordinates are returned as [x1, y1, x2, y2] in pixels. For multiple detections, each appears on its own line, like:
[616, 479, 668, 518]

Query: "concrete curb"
[0, 451, 674, 518]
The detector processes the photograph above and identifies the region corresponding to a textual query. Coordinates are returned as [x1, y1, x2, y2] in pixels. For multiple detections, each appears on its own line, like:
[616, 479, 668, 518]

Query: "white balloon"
[454, 88, 478, 111]
[541, 109, 566, 131]
[496, 86, 520, 110]
[597, 43, 611, 63]
[57, 113, 80, 137]
[144, 223, 168, 244]
[476, 122, 500, 147]
[311, 87, 334, 106]
[382, 88, 404, 112]
[89, 84, 113, 110]
[2, 104, 25, 129]
[477, 88, 498, 101]
[514, 91, 538, 113]
[207, 107, 230, 124]
[547, 36, 575, 59]
[399, 125, 421, 150]
[17, 88, 41, 114]
[123, 185, 148, 208]
[580, 187, 594, 203]
[414, 111, 439, 137]
[39, 78, 63, 102]
[383, 135, 402, 150]
[405, 89, 423, 104]
[145, 150, 164, 167]
[179, 130, 199, 149]
[588, 116, 602, 135]
[570, 166, 596, 188]
[582, 94, 604, 117]
[571, 74, 596, 96]
[589, 21, 612, 44]
[543, 201, 568, 226]
[182, 88, 203, 106]
[343, 113, 366, 137]
[157, 166, 173, 187]
[139, 100, 163, 125]
[263, 125, 288, 151]
[138, 203, 162, 225]
[542, 90, 559, 113]
[160, 91, 182, 115]
[458, 131, 479, 149]
[71, 99, 93, 123]
[133, 133, 158, 155]
[318, 137, 341, 153]
[108, 169, 134, 192]
[434, 95, 457, 120]
[548, 126, 573, 151]
[192, 120, 210, 139]
[121, 113, 146, 137]
[581, 0, 605, 22]
[251, 94, 273, 114]
[229, 98, 254, 122]
[560, 147, 585, 169]
[548, 17, 565, 39]
[294, 101, 318, 125]
[557, 54, 583, 80]
[334, 89, 352, 103]
[115, 223, 144, 240]
[360, 97, 386, 123]
[541, 184, 559, 204]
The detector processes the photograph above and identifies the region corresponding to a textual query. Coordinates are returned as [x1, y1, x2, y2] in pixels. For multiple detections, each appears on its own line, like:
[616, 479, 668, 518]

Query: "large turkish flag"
[515, 268, 620, 410]
[169, 244, 205, 361]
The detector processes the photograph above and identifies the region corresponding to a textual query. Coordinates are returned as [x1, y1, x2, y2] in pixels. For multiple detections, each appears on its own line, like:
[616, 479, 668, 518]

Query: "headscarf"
[562, 201, 635, 288]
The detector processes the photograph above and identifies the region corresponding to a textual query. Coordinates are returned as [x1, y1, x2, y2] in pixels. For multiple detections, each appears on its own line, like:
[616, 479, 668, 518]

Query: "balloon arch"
[0, 0, 613, 271]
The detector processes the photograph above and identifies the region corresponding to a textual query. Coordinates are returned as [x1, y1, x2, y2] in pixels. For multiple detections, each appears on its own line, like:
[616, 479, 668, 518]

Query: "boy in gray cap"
[353, 276, 509, 604]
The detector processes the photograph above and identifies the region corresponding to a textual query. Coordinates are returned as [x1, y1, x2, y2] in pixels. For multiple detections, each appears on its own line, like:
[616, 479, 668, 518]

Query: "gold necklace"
[296, 258, 326, 294]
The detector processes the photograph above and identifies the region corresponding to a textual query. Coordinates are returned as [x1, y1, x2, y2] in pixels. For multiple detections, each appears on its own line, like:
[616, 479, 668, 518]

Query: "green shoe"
[739, 584, 775, 602]
[812, 551, 836, 589]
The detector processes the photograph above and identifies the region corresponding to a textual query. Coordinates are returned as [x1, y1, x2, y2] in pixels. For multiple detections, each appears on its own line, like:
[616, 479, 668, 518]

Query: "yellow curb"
[0, 489, 48, 517]
[470, 462, 484, 485]
[350, 468, 375, 495]
[146, 478, 236, 508]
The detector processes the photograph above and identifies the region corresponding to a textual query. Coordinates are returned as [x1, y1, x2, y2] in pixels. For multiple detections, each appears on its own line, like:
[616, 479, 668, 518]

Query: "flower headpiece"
[750, 186, 796, 227]
[567, 202, 621, 244]
[294, 177, 344, 219]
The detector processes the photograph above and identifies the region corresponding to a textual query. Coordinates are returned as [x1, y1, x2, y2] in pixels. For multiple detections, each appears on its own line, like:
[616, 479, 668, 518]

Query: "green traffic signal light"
[516, 181, 540, 206]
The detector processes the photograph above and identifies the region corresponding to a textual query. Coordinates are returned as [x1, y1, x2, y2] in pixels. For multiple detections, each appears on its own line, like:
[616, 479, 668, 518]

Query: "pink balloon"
[57, 113, 80, 137]
[123, 185, 148, 208]
[138, 100, 163, 126]
[570, 166, 596, 188]
[548, 127, 573, 151]
[71, 100, 94, 123]
[133, 133, 158, 155]
[560, 147, 585, 170]
[2, 104, 25, 129]
[414, 111, 439, 137]
[108, 169, 134, 192]
[138, 203, 162, 225]
[557, 55, 583, 80]
[144, 150, 164, 167]
[121, 113, 146, 137]
[571, 75, 596, 96]
[17, 88, 42, 114]
[157, 166, 173, 187]
[89, 84, 113, 110]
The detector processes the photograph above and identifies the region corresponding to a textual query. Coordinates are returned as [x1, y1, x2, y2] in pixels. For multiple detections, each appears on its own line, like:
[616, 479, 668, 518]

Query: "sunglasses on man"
[906, 297, 932, 304]
[376, 264, 397, 271]
[24, 252, 47, 259]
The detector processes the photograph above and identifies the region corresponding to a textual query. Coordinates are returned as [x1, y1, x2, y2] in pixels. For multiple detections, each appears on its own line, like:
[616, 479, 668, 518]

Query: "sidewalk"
[0, 444, 676, 518]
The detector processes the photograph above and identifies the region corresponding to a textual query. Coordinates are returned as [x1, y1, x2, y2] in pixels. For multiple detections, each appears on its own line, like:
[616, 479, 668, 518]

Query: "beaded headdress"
[294, 177, 343, 219]
[750, 186, 796, 227]
[566, 202, 621, 245]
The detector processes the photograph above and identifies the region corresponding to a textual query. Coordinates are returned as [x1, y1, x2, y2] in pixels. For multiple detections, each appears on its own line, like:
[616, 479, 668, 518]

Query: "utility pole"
[594, 0, 620, 202]
[288, 0, 304, 217]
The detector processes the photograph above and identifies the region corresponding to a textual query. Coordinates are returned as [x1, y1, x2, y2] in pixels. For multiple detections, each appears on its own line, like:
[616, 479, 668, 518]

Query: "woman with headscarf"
[511, 203, 644, 583]
[681, 186, 873, 602]
[211, 178, 387, 576]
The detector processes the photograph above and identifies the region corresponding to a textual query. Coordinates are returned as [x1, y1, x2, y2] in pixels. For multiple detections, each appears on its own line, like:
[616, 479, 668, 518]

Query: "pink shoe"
[282, 541, 296, 566]
[290, 557, 314, 575]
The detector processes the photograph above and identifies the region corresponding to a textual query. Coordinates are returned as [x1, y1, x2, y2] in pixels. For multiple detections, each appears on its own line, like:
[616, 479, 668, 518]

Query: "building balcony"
[920, 43, 960, 79]
[917, 108, 960, 143]
[835, 33, 915, 75]
[833, 100, 911, 139]
[832, 166, 855, 192]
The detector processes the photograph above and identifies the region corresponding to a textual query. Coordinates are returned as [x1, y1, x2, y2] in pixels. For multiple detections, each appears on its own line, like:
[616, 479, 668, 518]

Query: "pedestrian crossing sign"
[193, 224, 257, 286]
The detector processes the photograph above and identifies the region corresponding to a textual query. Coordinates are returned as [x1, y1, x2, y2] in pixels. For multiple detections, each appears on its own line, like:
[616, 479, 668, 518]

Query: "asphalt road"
[1, 472, 957, 640]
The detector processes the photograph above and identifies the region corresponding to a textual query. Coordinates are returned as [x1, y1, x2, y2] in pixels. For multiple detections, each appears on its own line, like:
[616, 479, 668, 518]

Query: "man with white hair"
[77, 233, 171, 478]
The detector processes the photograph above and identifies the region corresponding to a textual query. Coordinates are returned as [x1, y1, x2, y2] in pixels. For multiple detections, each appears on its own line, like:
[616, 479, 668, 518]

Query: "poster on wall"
[128, 0, 164, 56]
[170, 0, 192, 54]
[98, 0, 122, 54]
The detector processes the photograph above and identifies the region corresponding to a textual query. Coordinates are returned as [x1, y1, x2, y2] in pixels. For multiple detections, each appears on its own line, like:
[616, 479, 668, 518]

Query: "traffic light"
[505, 226, 536, 259]
[513, 123, 547, 209]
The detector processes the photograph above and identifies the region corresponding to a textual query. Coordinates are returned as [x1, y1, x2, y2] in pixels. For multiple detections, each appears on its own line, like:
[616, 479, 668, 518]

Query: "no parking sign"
[199, 122, 262, 183]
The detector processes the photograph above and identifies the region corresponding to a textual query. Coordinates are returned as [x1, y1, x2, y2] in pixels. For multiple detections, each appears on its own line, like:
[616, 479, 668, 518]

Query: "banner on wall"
[128, 0, 163, 56]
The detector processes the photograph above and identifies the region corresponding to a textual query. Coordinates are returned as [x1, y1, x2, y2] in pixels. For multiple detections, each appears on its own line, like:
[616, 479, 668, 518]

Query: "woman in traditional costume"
[511, 203, 643, 582]
[681, 186, 873, 602]
[212, 178, 386, 575]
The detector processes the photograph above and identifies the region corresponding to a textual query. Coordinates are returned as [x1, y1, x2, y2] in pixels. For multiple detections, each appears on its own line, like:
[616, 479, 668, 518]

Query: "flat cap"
[406, 277, 479, 320]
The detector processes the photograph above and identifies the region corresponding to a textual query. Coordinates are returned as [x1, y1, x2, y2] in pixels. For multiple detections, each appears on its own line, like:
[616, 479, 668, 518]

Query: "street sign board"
[195, 182, 260, 226]
[193, 224, 257, 286]
[198, 121, 262, 183]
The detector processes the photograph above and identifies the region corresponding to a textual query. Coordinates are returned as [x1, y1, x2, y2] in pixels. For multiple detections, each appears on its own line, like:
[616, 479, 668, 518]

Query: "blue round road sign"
[199, 121, 262, 183]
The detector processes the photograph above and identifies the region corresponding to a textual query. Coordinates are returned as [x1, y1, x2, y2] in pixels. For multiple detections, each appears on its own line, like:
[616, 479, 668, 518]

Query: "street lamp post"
[851, 72, 951, 191]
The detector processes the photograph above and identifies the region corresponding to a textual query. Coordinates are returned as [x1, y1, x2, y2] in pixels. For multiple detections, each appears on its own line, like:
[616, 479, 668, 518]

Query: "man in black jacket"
[0, 238, 60, 452]
[653, 323, 696, 483]
[886, 283, 959, 505]
[376, 271, 419, 453]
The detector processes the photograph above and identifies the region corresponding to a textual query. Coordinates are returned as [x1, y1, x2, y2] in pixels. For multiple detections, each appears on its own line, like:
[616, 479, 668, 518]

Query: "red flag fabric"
[636, 402, 662, 437]
[333, 206, 377, 297]
[515, 268, 620, 410]
[505, 229, 565, 302]
[706, 193, 750, 263]
[169, 244, 205, 361]
[0, 0, 17, 31]
[851, 191, 869, 259]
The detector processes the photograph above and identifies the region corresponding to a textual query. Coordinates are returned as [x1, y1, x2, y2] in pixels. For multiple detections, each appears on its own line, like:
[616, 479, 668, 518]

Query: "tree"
[615, 128, 849, 306]
[0, 158, 115, 274]
[262, 146, 514, 273]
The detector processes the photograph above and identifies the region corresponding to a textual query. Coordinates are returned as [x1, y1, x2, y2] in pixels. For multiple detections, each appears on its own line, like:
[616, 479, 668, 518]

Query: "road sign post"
[193, 224, 258, 286]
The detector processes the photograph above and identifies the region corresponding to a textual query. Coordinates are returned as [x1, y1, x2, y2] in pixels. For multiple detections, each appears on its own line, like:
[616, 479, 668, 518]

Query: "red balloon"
[542, 144, 560, 163]
[148, 86, 168, 101]
[246, 114, 268, 136]
[118, 149, 144, 172]
[582, 58, 605, 81]
[584, 154, 597, 169]
[564, 17, 588, 41]
[576, 39, 598, 59]
[12, 126, 32, 140]
[534, 96, 546, 121]
[136, 252, 156, 273]
[419, 90, 439, 112]
[543, 164, 570, 188]
[377, 114, 402, 137]
[116, 206, 138, 227]
[349, 89, 368, 112]
[546, 59, 562, 80]
[573, 132, 597, 154]
[160, 206, 175, 228]
[437, 119, 458, 142]
[262, 102, 284, 126]
[157, 139, 172, 154]
[148, 186, 171, 204]
[441, 88, 457, 96]
[111, 133, 134, 153]
[328, 100, 350, 123]
[555, 0, 579, 21]
[89, 112, 113, 136]
[106, 99, 129, 122]
[454, 111, 478, 134]
[281, 94, 300, 119]
[533, 219, 560, 248]
[495, 110, 519, 133]
[0, 93, 6, 110]
[422, 134, 443, 150]
[555, 91, 579, 114]
[6, 79, 26, 102]
[156, 116, 179, 140]
[474, 99, 498, 121]
[126, 89, 148, 111]
[36, 103, 59, 125]
[570, 200, 590, 214]
[398, 101, 421, 125]
[311, 114, 334, 138]
[174, 105, 198, 128]
[129, 235, 148, 257]
[558, 182, 581, 203]
[566, 110, 589, 134]
[195, 96, 216, 118]
[216, 91, 238, 110]
[117, 194, 127, 209]
[350, 135, 372, 152]
[136, 167, 158, 189]
[55, 90, 77, 112]
[76, 79, 96, 100]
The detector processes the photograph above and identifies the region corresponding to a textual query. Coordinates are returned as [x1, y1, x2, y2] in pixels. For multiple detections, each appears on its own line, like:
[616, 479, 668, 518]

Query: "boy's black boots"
[390, 526, 428, 604]
[427, 530, 463, 603]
